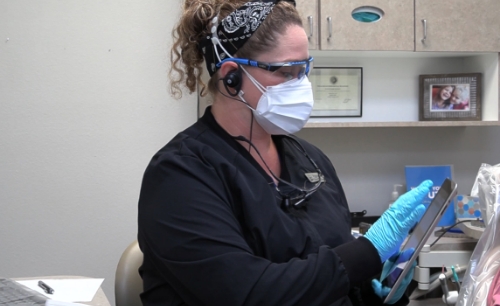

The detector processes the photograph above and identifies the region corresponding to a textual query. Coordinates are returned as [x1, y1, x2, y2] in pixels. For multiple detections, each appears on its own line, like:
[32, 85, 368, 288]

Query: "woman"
[137, 1, 431, 305]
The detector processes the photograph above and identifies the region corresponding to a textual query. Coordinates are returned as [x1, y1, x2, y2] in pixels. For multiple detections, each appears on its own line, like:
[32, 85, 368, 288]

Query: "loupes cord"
[216, 79, 254, 152]
[232, 135, 280, 184]
[233, 135, 313, 196]
[233, 135, 323, 198]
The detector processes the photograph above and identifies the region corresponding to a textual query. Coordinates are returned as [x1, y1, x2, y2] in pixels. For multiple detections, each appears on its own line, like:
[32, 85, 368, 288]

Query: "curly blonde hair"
[169, 0, 302, 99]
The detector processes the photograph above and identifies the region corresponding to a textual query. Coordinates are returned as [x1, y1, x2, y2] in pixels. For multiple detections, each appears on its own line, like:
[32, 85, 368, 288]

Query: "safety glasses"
[277, 171, 325, 210]
[217, 56, 314, 80]
[236, 135, 325, 211]
[262, 136, 325, 210]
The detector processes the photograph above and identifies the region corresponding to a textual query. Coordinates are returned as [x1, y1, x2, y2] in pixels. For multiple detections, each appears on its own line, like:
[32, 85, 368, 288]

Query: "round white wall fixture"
[351, 6, 384, 23]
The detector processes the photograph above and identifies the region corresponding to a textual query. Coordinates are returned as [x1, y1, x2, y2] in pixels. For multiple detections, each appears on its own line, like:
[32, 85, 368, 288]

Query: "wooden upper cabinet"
[296, 0, 319, 50]
[415, 0, 500, 52]
[319, 0, 414, 51]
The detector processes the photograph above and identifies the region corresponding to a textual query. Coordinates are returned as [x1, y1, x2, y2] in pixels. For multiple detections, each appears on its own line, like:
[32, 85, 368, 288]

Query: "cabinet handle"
[421, 19, 427, 44]
[327, 16, 332, 41]
[307, 16, 314, 40]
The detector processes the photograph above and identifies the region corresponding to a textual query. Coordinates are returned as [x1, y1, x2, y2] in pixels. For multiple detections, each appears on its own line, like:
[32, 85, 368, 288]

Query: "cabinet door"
[319, 0, 414, 51]
[296, 0, 318, 50]
[415, 0, 500, 51]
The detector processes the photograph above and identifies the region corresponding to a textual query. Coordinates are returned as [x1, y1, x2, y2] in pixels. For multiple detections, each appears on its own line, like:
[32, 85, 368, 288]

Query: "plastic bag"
[456, 189, 500, 306]
[470, 163, 500, 226]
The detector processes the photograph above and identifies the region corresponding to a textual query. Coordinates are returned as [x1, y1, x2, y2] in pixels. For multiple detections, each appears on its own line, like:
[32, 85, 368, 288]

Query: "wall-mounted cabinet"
[296, 0, 319, 50]
[415, 0, 500, 52]
[297, 0, 500, 52]
[319, 0, 414, 51]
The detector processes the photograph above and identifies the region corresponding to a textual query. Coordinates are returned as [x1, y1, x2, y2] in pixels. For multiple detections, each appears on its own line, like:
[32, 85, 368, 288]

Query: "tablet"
[384, 178, 458, 304]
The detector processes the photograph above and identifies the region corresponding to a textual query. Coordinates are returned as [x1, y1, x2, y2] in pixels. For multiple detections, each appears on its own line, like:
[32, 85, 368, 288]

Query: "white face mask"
[239, 69, 315, 135]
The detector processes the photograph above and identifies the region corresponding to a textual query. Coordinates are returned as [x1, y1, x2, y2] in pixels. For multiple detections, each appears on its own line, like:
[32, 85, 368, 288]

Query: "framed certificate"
[309, 67, 363, 117]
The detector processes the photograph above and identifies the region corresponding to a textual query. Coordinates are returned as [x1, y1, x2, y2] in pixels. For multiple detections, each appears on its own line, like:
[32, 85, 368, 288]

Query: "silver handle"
[421, 19, 427, 44]
[307, 16, 314, 40]
[327, 17, 332, 41]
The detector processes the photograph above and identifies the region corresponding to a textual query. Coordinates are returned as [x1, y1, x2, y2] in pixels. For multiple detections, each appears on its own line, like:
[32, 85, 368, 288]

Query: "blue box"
[405, 165, 455, 227]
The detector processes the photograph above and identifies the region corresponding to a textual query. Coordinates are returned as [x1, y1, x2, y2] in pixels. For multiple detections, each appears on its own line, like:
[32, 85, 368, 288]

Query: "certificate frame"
[309, 67, 363, 117]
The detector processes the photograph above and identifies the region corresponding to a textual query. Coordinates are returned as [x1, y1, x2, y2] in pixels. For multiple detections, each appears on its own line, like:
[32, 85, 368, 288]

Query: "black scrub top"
[138, 107, 407, 306]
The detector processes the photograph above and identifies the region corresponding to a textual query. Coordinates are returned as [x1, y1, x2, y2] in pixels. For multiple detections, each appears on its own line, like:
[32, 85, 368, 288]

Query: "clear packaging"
[470, 163, 500, 226]
[457, 164, 500, 305]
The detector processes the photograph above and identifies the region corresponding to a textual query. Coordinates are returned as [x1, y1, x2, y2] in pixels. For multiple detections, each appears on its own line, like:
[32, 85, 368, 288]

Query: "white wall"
[2, 0, 500, 304]
[0, 1, 195, 304]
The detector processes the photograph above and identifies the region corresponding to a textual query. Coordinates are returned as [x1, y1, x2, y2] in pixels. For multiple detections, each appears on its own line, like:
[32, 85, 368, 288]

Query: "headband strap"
[198, 0, 295, 77]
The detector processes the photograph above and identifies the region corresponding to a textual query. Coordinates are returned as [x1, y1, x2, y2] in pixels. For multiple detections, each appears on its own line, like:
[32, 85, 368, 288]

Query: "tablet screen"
[384, 178, 457, 303]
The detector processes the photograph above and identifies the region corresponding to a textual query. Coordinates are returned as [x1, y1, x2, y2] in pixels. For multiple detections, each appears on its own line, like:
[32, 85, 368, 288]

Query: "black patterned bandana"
[198, 0, 296, 77]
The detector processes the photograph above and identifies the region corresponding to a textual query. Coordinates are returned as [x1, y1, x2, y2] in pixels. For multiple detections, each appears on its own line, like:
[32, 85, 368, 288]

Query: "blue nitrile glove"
[371, 248, 417, 304]
[365, 180, 432, 262]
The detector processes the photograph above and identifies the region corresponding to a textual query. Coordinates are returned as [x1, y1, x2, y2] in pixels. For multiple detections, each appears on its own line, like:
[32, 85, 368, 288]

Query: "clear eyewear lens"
[271, 65, 308, 80]
[280, 175, 324, 209]
[269, 57, 313, 80]
[307, 59, 314, 76]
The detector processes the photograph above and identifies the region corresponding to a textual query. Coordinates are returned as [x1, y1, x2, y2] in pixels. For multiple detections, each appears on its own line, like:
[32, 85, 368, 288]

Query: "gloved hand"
[365, 180, 432, 262]
[371, 248, 417, 304]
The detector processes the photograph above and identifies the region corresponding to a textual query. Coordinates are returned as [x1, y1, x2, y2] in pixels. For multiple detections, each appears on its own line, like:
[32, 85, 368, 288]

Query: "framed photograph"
[419, 73, 482, 121]
[308, 67, 363, 117]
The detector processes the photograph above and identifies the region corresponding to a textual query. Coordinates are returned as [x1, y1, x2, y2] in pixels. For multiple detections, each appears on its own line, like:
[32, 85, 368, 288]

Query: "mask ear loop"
[211, 15, 248, 106]
[210, 15, 268, 97]
[210, 16, 234, 63]
[211, 16, 251, 104]
[239, 66, 266, 93]
[210, 14, 268, 103]
[210, 15, 258, 153]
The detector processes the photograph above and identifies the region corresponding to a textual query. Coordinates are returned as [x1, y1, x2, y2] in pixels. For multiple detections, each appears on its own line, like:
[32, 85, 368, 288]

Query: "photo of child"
[430, 84, 470, 111]
[449, 84, 470, 110]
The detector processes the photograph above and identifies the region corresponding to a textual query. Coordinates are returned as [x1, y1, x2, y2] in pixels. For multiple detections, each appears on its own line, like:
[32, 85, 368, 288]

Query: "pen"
[38, 280, 54, 294]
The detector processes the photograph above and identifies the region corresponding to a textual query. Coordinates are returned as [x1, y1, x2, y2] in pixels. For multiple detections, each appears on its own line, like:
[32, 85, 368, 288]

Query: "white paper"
[45, 301, 87, 306]
[16, 278, 104, 302]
